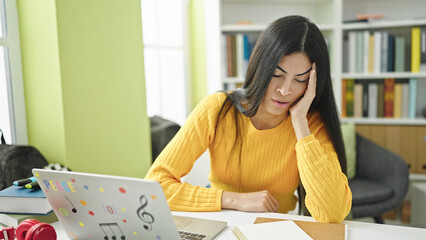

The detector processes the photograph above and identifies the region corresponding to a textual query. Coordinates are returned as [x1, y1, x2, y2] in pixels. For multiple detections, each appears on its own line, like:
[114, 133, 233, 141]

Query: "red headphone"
[0, 219, 56, 240]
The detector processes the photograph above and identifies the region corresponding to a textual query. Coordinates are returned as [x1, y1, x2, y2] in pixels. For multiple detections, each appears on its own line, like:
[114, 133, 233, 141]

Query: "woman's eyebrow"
[276, 66, 312, 76]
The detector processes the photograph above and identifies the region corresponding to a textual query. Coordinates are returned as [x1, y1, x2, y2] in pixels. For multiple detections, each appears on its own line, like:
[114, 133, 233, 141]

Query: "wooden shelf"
[342, 72, 426, 79]
[341, 118, 426, 125]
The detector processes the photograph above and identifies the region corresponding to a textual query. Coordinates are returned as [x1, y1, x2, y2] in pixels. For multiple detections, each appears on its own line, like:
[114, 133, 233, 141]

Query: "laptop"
[32, 169, 227, 240]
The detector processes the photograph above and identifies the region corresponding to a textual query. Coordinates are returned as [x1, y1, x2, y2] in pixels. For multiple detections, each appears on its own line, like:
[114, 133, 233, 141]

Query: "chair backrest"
[150, 116, 180, 162]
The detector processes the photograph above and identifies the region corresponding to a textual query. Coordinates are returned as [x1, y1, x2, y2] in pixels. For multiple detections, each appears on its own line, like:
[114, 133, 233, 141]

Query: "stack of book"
[0, 185, 57, 226]
[343, 27, 426, 73]
[342, 78, 417, 119]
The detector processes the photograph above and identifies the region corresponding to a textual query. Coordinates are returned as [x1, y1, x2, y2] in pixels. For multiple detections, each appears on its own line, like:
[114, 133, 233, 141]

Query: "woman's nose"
[276, 79, 292, 96]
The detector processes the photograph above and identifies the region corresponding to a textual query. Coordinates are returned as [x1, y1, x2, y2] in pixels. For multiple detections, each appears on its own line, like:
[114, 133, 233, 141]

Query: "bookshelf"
[205, 0, 426, 126]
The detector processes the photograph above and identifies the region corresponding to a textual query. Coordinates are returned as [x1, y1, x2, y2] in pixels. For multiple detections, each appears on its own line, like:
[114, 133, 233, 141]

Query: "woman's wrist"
[221, 191, 237, 210]
[291, 117, 311, 140]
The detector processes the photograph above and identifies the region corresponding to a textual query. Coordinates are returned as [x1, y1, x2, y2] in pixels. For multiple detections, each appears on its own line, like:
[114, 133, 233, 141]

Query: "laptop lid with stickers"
[33, 169, 181, 240]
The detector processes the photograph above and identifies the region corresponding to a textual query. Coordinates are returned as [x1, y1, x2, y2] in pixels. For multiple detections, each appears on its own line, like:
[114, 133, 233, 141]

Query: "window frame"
[0, 0, 27, 144]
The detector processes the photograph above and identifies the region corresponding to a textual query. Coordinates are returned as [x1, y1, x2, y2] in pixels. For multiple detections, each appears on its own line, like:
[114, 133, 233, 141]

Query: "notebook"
[232, 220, 313, 240]
[32, 169, 227, 240]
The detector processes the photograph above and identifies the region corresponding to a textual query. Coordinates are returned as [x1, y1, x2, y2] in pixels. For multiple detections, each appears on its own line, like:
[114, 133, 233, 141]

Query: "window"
[0, 0, 27, 144]
[141, 0, 190, 126]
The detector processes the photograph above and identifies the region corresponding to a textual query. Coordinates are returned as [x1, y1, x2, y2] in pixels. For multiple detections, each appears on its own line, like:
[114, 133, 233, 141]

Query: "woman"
[145, 15, 352, 223]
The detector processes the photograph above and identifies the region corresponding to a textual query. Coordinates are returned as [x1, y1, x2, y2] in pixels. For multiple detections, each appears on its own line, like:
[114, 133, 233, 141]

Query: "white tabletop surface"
[52, 210, 426, 239]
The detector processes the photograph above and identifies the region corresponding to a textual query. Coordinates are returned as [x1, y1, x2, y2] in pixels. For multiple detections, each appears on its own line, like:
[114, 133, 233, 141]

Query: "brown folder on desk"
[254, 217, 346, 240]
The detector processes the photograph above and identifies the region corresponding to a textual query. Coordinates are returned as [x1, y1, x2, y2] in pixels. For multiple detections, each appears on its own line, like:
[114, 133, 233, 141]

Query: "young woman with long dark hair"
[145, 15, 352, 223]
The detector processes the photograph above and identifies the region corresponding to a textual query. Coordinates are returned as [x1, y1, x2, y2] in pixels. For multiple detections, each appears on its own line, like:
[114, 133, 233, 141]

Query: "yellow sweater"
[145, 92, 352, 223]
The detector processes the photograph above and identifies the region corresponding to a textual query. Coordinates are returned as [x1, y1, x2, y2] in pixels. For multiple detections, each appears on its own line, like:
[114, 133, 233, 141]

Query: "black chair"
[348, 133, 409, 223]
[150, 115, 180, 162]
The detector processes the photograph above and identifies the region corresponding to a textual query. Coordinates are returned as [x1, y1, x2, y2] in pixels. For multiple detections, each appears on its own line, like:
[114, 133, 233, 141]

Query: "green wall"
[17, 0, 152, 178]
[189, 0, 207, 109]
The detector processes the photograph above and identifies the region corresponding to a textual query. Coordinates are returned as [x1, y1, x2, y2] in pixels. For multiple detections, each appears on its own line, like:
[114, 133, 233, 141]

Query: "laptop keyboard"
[178, 230, 207, 240]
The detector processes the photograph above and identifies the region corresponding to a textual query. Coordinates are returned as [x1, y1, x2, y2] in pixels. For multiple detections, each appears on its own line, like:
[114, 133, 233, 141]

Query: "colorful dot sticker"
[59, 207, 69, 217]
[157, 235, 161, 239]
[79, 222, 85, 227]
[99, 188, 104, 192]
[121, 208, 126, 212]
[84, 185, 89, 190]
[80, 200, 87, 206]
[119, 187, 126, 194]
[34, 173, 40, 177]
[133, 232, 138, 235]
[151, 195, 157, 200]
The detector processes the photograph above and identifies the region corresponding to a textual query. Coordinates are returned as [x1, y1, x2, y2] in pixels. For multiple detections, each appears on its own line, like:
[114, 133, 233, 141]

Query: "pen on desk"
[13, 176, 37, 186]
[25, 181, 40, 190]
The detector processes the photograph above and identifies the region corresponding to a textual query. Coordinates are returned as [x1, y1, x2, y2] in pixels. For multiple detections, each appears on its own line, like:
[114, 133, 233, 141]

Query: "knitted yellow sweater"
[145, 92, 352, 223]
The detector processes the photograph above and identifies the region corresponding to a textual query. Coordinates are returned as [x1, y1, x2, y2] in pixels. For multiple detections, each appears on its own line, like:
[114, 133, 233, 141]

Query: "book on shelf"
[411, 27, 421, 72]
[373, 31, 382, 74]
[421, 27, 426, 72]
[395, 37, 406, 72]
[353, 82, 363, 118]
[363, 31, 370, 74]
[381, 31, 389, 73]
[0, 211, 57, 227]
[384, 78, 395, 118]
[368, 82, 378, 118]
[394, 83, 402, 118]
[409, 78, 417, 118]
[368, 34, 375, 73]
[387, 34, 395, 72]
[0, 185, 53, 215]
[356, 31, 364, 73]
[348, 31, 356, 73]
[345, 79, 355, 117]
[223, 33, 253, 82]
[401, 83, 410, 118]
[377, 83, 385, 118]
[361, 81, 369, 117]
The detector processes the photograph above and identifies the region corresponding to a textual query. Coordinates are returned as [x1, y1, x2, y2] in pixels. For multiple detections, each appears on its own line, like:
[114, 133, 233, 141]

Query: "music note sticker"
[136, 195, 155, 231]
[65, 196, 77, 213]
[99, 223, 126, 240]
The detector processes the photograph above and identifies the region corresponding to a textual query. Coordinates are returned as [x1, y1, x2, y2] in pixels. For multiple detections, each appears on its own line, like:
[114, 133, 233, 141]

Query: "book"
[368, 82, 378, 118]
[354, 82, 363, 118]
[368, 34, 375, 73]
[373, 31, 382, 73]
[232, 220, 313, 240]
[254, 217, 346, 240]
[401, 82, 410, 118]
[356, 31, 364, 73]
[395, 37, 406, 72]
[346, 79, 355, 117]
[411, 27, 421, 72]
[384, 78, 395, 118]
[377, 83, 385, 118]
[348, 31, 357, 73]
[394, 83, 402, 118]
[421, 27, 426, 72]
[381, 31, 389, 72]
[0, 211, 57, 227]
[0, 185, 52, 215]
[363, 31, 370, 73]
[387, 34, 395, 72]
[409, 78, 417, 119]
[362, 81, 369, 117]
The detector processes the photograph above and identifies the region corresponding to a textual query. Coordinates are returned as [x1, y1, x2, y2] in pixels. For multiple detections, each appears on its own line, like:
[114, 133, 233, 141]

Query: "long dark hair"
[216, 15, 347, 214]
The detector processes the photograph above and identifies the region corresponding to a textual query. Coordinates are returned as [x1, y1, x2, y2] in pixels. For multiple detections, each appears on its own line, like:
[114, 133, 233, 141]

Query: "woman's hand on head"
[221, 190, 279, 212]
[289, 62, 317, 120]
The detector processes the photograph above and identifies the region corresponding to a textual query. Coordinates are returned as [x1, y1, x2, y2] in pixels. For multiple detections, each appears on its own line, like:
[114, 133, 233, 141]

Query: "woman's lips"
[273, 99, 290, 108]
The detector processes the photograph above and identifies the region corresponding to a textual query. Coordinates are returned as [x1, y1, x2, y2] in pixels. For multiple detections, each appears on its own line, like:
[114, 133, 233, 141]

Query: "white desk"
[52, 210, 426, 239]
